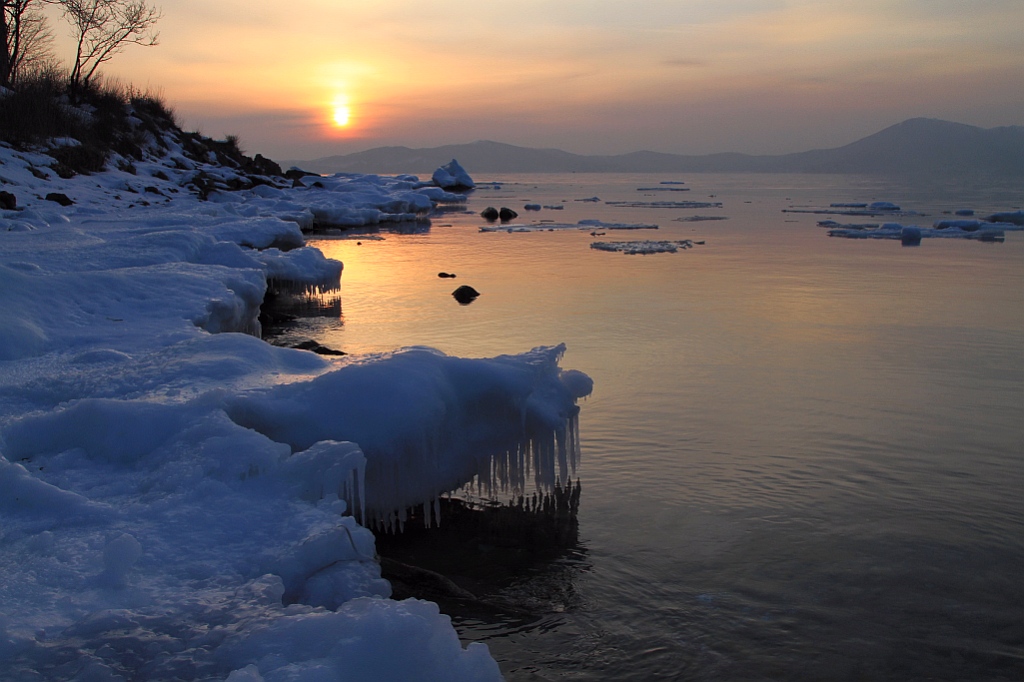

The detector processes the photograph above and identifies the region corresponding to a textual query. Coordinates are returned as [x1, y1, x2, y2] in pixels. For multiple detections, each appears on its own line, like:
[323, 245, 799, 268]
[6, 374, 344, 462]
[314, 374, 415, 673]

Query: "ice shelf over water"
[1, 140, 590, 680]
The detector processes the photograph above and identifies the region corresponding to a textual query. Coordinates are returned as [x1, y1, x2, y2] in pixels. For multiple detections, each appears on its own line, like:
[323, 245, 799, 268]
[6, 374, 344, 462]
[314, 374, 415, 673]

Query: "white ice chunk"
[431, 159, 475, 190]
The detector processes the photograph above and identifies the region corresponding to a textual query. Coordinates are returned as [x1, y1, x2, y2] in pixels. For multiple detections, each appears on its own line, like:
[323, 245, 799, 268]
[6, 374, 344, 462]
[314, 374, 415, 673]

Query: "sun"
[332, 104, 350, 127]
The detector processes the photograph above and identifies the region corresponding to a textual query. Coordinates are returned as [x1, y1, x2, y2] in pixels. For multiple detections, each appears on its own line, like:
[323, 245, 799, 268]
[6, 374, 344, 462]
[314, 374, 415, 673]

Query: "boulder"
[432, 159, 475, 190]
[452, 285, 480, 304]
[0, 190, 16, 210]
[498, 207, 518, 222]
[45, 193, 74, 206]
[480, 207, 499, 221]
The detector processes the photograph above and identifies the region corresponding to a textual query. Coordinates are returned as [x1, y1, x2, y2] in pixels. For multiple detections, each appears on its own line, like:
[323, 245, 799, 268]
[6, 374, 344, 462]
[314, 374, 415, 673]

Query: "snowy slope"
[0, 136, 589, 681]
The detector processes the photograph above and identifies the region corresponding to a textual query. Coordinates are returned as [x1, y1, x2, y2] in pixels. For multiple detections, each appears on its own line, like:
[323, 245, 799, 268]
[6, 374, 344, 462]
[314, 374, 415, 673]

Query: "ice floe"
[606, 200, 723, 209]
[480, 220, 658, 233]
[783, 201, 919, 217]
[825, 220, 1021, 243]
[591, 239, 701, 254]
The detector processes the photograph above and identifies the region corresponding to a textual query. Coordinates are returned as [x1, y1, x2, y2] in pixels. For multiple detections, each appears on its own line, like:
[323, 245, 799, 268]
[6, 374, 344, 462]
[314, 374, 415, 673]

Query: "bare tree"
[1, 0, 53, 88]
[60, 0, 160, 90]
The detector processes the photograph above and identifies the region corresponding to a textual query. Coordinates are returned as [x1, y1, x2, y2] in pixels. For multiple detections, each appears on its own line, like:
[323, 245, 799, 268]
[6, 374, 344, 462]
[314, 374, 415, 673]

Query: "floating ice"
[480, 220, 657, 233]
[591, 239, 699, 254]
[606, 200, 723, 209]
[827, 221, 1019, 242]
[784, 201, 917, 217]
[431, 159, 475, 190]
[675, 215, 728, 222]
[986, 210, 1024, 225]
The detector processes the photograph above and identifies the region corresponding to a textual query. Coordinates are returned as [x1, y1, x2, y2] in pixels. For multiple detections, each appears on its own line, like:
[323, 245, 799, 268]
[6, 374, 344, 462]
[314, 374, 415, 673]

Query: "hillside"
[290, 119, 1024, 176]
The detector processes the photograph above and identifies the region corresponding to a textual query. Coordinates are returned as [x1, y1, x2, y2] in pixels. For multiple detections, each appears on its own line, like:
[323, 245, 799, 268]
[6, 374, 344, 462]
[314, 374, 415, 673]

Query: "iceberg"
[431, 159, 475, 191]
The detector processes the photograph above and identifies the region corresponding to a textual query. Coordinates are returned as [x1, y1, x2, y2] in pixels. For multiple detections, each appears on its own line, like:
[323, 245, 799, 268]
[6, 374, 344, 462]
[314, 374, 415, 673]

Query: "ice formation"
[431, 159, 475, 190]
[825, 220, 1021, 242]
[479, 220, 657, 233]
[590, 239, 700, 254]
[783, 201, 918, 217]
[606, 200, 723, 209]
[0, 139, 589, 680]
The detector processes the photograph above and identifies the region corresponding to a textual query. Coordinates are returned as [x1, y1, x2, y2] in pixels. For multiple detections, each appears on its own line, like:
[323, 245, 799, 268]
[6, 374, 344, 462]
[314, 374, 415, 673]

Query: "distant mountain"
[286, 119, 1024, 176]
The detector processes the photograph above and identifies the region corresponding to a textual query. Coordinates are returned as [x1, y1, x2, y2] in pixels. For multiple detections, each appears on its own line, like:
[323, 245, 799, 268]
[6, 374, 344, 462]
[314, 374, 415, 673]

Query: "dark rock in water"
[285, 167, 320, 181]
[481, 206, 499, 221]
[290, 339, 346, 356]
[900, 226, 921, 246]
[45, 193, 74, 206]
[0, 191, 16, 210]
[499, 207, 518, 222]
[438, 272, 457, 278]
[452, 285, 480, 304]
[524, 204, 541, 211]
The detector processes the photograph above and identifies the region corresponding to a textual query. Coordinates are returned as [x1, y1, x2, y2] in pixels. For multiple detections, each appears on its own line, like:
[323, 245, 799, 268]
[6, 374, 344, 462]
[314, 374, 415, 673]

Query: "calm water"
[295, 173, 1024, 680]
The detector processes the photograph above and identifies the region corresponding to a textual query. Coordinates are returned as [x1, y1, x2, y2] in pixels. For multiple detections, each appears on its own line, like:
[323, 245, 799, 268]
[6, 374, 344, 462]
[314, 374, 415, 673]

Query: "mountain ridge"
[287, 118, 1024, 176]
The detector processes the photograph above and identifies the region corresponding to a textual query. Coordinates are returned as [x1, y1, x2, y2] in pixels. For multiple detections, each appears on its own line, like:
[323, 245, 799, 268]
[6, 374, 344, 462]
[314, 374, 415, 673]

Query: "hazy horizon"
[41, 1, 1024, 161]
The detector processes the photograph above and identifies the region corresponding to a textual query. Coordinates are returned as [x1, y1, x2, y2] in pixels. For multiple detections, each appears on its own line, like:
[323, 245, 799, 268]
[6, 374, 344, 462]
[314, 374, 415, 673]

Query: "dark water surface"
[296, 173, 1023, 680]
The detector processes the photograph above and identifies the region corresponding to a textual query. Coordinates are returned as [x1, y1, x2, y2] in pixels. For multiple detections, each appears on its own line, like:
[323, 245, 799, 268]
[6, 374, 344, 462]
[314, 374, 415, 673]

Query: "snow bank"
[0, 143, 589, 680]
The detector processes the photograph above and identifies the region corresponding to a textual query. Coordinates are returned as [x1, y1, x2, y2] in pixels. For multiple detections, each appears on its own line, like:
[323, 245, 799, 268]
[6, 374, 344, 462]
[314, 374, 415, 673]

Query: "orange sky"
[44, 0, 1024, 161]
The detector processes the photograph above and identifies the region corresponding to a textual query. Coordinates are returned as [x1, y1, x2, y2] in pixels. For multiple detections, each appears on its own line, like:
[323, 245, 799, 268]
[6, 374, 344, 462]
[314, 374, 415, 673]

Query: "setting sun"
[333, 104, 350, 127]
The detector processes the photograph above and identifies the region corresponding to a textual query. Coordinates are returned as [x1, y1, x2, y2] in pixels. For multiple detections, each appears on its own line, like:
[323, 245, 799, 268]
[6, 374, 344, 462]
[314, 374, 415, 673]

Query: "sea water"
[292, 173, 1023, 680]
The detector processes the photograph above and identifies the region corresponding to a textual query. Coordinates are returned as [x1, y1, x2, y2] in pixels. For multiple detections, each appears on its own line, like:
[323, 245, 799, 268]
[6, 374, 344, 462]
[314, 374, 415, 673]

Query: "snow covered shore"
[1, 139, 590, 681]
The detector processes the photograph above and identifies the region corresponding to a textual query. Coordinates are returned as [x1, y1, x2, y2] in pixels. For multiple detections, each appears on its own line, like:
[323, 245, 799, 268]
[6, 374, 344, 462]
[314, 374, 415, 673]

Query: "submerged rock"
[498, 207, 518, 222]
[480, 206, 499, 221]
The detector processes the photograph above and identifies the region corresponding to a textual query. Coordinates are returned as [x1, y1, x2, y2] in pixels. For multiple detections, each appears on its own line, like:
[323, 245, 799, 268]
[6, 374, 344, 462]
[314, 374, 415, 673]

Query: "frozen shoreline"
[1, 141, 590, 681]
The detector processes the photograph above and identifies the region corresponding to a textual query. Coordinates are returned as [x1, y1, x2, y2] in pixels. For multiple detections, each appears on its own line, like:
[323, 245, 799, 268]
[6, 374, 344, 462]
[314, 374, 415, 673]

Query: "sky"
[44, 0, 1024, 161]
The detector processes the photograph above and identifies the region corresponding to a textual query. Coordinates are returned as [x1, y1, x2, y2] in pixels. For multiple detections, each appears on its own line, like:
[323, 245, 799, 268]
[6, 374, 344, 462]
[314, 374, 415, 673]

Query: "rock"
[45, 193, 74, 206]
[452, 285, 480, 304]
[498, 207, 518, 222]
[0, 190, 16, 210]
[290, 340, 346, 356]
[524, 204, 541, 211]
[437, 272, 457, 278]
[900, 226, 922, 246]
[432, 159, 475, 190]
[481, 207, 499, 221]
[285, 167, 319, 181]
